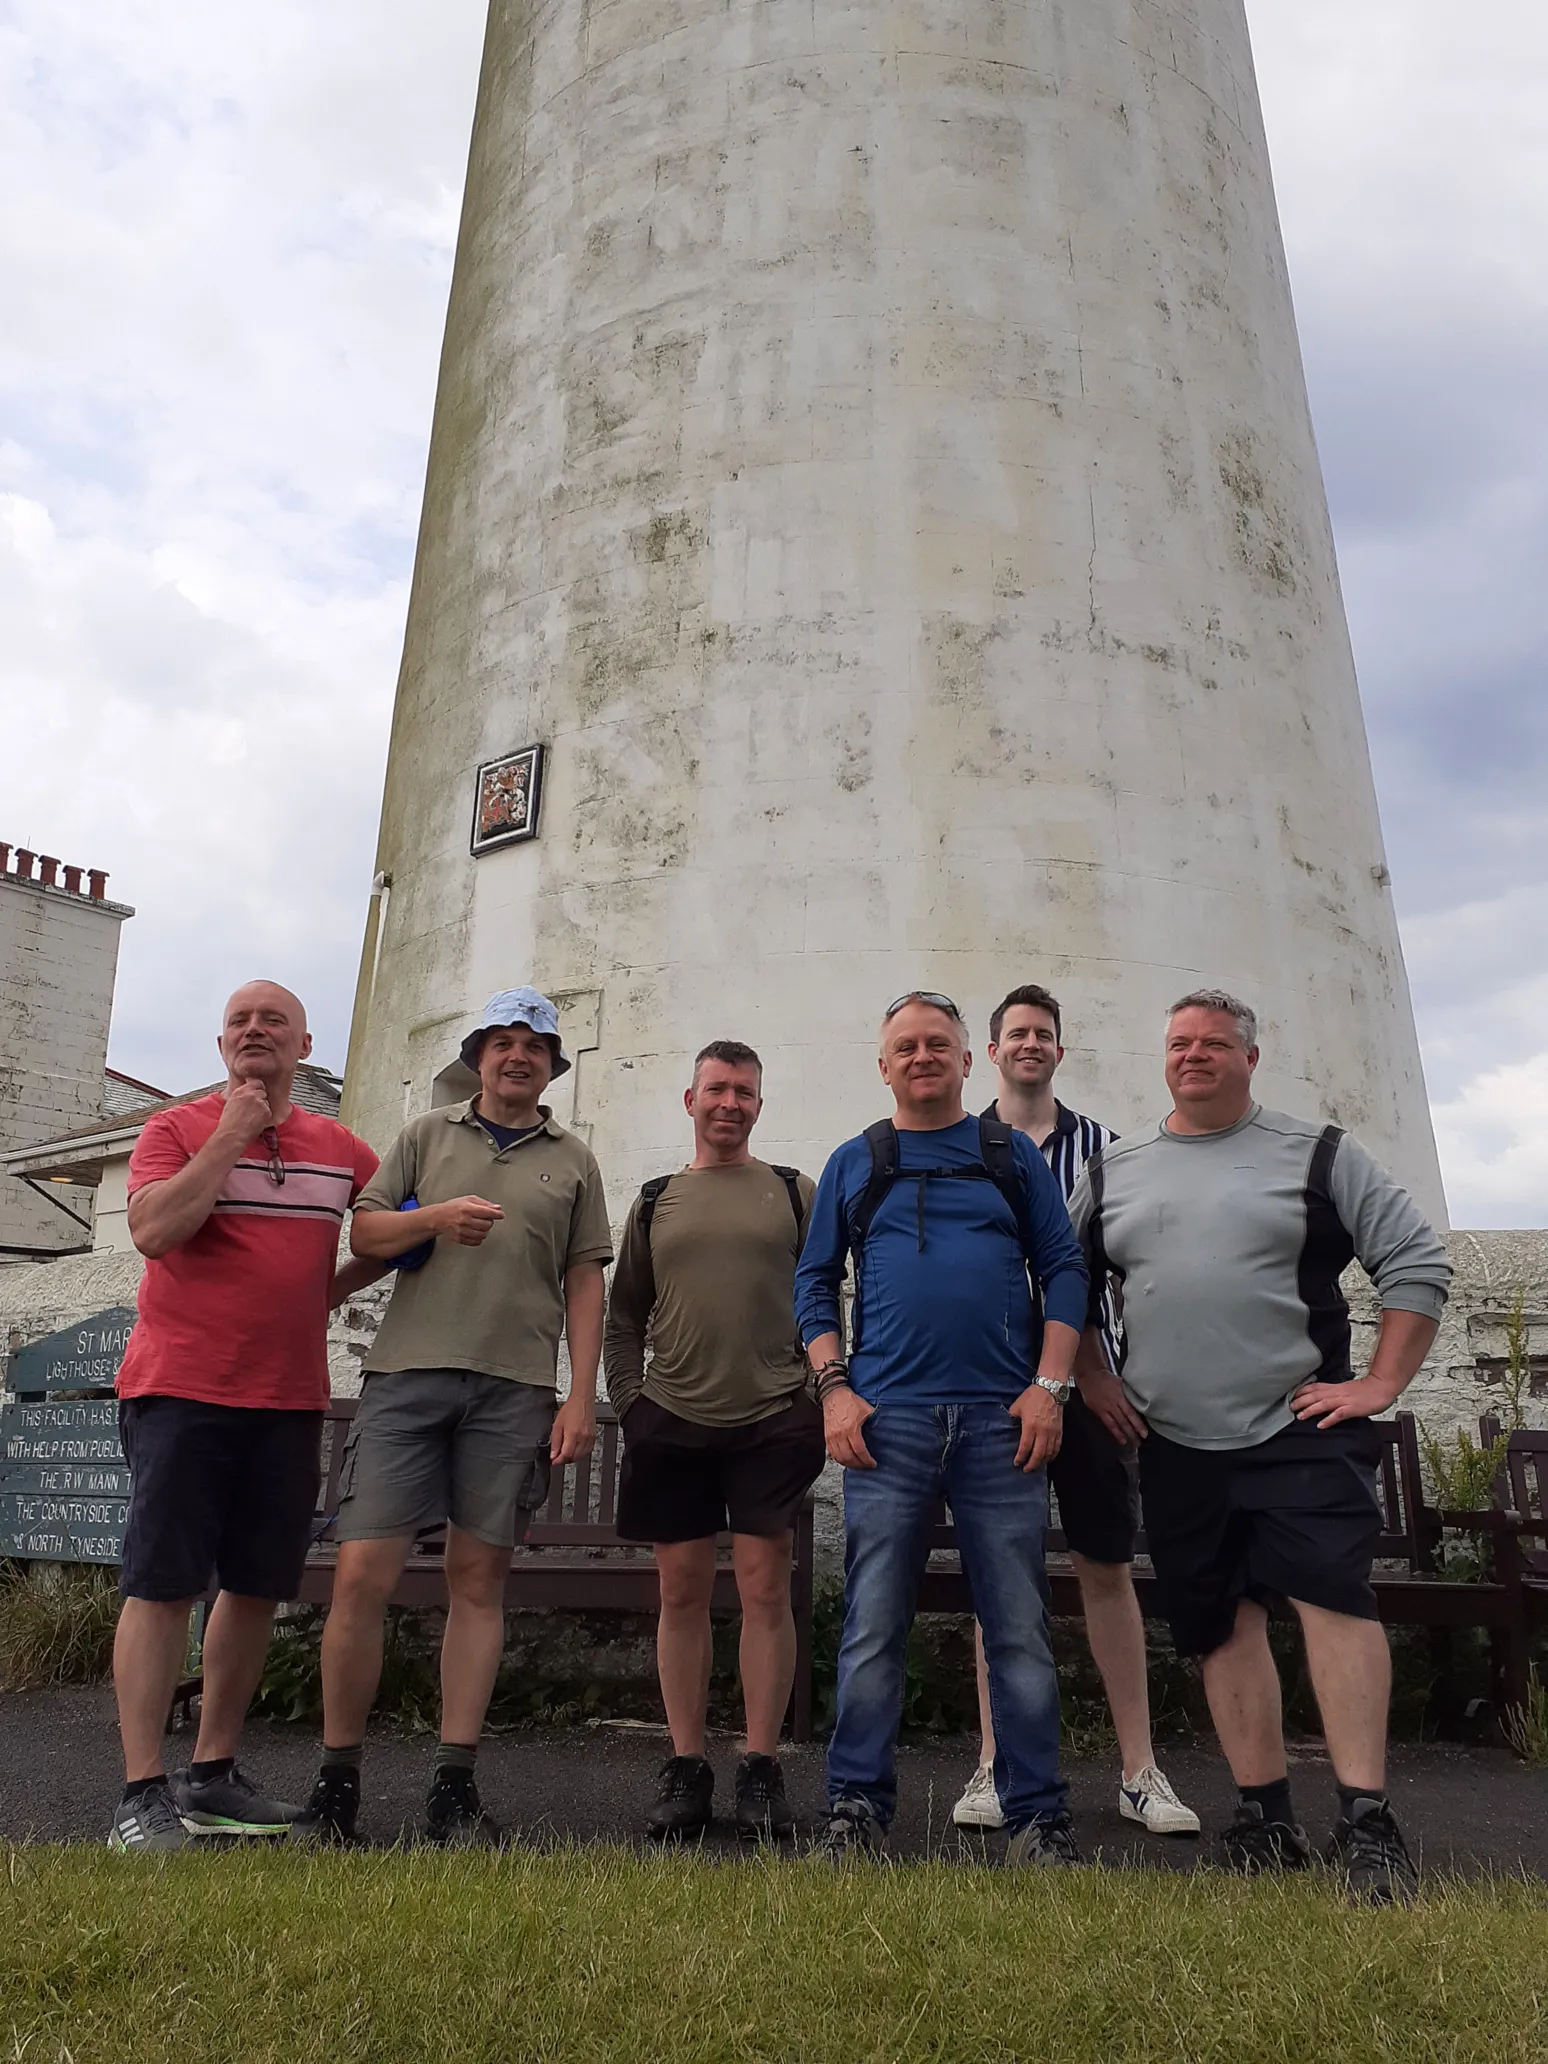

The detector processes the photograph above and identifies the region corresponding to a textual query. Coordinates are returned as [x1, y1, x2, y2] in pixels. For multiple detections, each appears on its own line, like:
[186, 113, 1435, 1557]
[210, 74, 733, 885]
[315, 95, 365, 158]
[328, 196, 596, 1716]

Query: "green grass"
[1, 1846, 1544, 2062]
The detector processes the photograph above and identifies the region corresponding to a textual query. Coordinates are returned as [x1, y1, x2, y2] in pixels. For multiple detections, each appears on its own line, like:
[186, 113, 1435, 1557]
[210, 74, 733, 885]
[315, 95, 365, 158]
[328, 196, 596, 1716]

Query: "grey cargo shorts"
[334, 1369, 555, 1549]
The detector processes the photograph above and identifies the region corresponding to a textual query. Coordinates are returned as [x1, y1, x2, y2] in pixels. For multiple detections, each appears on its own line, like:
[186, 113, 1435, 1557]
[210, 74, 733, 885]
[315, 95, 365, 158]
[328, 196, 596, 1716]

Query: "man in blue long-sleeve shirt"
[795, 991, 1088, 1865]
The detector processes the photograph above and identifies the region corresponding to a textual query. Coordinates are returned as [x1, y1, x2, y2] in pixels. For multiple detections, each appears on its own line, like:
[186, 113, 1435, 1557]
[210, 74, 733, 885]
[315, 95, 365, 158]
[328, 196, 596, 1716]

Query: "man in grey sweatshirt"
[1067, 989, 1450, 1904]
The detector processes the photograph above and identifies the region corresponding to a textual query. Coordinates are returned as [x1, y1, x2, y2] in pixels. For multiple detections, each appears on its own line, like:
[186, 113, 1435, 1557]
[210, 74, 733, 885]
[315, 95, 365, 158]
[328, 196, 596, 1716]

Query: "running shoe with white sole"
[952, 1762, 1006, 1830]
[108, 1782, 191, 1853]
[173, 1763, 300, 1836]
[1119, 1764, 1201, 1837]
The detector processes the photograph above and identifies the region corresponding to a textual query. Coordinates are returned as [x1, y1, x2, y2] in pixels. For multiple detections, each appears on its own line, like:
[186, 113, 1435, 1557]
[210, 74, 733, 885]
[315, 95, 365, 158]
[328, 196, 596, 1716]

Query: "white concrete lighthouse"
[345, 0, 1446, 1222]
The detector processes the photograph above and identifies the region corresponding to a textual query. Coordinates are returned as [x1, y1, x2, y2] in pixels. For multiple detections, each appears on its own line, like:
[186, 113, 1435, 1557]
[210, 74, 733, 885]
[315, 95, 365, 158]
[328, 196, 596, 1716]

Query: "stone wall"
[0, 866, 132, 1254]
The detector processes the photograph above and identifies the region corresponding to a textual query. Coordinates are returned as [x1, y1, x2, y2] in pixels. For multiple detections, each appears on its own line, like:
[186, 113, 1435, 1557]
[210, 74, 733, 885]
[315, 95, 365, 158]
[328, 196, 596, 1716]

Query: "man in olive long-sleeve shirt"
[605, 1040, 824, 1843]
[1068, 989, 1451, 1902]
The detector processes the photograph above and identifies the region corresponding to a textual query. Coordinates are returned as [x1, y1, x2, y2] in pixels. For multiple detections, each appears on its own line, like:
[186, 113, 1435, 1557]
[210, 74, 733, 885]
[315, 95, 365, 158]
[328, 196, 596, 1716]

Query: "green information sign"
[7, 1308, 136, 1395]
[0, 1399, 128, 1562]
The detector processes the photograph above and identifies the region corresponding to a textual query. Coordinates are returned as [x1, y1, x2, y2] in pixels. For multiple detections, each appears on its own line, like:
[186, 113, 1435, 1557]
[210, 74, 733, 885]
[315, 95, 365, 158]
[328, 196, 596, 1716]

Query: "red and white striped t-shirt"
[117, 1094, 379, 1411]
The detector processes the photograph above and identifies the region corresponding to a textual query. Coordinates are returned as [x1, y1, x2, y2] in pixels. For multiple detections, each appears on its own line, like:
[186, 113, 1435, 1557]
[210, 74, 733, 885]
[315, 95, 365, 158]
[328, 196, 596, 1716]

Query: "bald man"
[108, 982, 382, 1852]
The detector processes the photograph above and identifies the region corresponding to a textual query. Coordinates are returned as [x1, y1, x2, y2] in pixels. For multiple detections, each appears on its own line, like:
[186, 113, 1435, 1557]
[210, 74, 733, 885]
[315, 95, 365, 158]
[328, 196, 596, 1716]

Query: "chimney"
[38, 856, 59, 888]
[63, 864, 82, 894]
[14, 849, 35, 881]
[0, 844, 9, 873]
[87, 869, 108, 900]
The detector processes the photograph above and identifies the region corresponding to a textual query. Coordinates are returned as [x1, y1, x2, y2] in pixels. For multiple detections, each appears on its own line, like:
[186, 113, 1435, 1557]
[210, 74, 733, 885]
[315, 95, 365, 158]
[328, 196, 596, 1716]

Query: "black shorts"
[617, 1392, 827, 1544]
[1049, 1390, 1138, 1564]
[1138, 1417, 1385, 1658]
[118, 1396, 323, 1603]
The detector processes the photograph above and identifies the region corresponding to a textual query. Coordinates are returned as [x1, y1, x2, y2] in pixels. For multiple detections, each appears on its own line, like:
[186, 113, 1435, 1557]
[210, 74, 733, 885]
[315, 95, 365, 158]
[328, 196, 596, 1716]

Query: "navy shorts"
[1138, 1417, 1385, 1657]
[118, 1396, 322, 1603]
[1049, 1390, 1138, 1565]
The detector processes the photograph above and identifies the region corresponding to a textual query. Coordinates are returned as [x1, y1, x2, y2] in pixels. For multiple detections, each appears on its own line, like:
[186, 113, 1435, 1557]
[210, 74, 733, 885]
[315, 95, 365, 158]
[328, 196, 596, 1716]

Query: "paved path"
[4, 1687, 1545, 1875]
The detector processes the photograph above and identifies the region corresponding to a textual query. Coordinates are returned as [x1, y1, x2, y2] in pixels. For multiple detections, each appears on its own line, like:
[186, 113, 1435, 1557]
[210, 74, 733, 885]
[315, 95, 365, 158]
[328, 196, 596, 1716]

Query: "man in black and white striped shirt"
[952, 984, 1199, 1839]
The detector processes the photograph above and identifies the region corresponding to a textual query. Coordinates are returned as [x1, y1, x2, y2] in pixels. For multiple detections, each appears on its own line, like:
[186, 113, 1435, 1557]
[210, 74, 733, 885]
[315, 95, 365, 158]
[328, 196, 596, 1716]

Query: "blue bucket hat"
[458, 987, 571, 1078]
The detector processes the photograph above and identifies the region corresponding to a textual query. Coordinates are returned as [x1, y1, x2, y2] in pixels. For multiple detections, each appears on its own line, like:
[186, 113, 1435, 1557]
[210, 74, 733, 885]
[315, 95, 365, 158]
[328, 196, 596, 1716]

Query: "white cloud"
[1432, 1053, 1548, 1227]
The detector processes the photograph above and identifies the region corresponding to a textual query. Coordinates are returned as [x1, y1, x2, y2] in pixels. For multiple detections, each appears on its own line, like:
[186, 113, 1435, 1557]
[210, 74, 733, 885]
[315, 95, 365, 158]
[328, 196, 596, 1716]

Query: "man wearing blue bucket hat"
[295, 987, 612, 1847]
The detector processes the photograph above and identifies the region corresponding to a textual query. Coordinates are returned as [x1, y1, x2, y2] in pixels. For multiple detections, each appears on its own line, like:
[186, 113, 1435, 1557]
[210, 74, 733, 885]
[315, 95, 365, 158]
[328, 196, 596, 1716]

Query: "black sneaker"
[291, 1767, 361, 1847]
[1219, 1800, 1314, 1876]
[173, 1763, 300, 1837]
[815, 1796, 884, 1863]
[423, 1774, 504, 1849]
[107, 1781, 190, 1853]
[1327, 1797, 1417, 1906]
[1004, 1812, 1083, 1868]
[734, 1753, 795, 1843]
[645, 1755, 715, 1841]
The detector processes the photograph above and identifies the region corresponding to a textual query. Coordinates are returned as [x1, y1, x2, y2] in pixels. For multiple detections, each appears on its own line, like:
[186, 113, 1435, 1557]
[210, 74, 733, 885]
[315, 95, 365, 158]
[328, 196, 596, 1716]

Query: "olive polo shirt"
[358, 1100, 613, 1390]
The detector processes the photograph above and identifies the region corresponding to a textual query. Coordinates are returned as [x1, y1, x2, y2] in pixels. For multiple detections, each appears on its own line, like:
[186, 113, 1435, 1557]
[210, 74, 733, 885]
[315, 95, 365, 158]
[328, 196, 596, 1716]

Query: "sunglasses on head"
[883, 991, 964, 1023]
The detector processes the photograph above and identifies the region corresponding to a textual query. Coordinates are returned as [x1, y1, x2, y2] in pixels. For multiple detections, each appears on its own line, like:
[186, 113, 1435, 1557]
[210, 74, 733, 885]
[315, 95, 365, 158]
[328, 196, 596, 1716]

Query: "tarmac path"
[3, 1686, 1545, 1875]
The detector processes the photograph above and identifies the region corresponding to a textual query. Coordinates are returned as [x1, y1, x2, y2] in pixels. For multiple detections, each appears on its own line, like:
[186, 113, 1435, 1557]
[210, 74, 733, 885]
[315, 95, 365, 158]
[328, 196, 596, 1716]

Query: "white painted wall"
[91, 1156, 133, 1255]
[345, 0, 1444, 1225]
[0, 875, 131, 1252]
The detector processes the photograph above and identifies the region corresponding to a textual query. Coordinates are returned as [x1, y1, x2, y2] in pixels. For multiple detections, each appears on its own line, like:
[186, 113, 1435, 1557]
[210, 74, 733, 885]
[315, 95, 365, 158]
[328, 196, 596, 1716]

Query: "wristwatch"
[1032, 1376, 1072, 1407]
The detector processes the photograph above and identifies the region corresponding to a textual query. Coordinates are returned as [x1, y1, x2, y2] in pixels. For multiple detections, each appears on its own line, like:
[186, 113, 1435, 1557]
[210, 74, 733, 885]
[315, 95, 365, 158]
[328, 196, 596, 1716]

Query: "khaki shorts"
[334, 1369, 555, 1549]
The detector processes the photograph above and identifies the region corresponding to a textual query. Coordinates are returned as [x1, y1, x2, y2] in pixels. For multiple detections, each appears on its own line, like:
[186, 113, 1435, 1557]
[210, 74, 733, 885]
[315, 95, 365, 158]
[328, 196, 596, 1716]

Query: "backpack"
[844, 1116, 1036, 1261]
[638, 1166, 807, 1241]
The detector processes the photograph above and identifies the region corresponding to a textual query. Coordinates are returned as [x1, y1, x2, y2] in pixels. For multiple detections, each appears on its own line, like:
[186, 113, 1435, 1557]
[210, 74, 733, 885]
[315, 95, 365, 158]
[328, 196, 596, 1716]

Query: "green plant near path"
[0, 1564, 119, 1689]
[0, 1845, 1544, 2063]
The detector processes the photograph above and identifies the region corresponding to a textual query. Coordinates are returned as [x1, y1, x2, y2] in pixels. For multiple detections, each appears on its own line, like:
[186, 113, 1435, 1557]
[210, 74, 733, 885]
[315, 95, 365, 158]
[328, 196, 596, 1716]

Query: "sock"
[432, 1742, 478, 1787]
[1240, 1777, 1295, 1827]
[1336, 1783, 1386, 1822]
[321, 1744, 363, 1776]
[122, 1775, 169, 1805]
[190, 1757, 234, 1785]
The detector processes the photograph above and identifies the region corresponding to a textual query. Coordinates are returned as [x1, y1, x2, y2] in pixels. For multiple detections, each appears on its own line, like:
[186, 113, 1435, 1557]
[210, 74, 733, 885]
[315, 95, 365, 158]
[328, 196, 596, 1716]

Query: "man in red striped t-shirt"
[108, 981, 381, 1853]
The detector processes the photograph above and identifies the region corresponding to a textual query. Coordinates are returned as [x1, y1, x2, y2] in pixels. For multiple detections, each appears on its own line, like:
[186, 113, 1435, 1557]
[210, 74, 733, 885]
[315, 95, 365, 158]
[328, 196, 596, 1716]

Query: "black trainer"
[815, 1796, 884, 1863]
[1004, 1812, 1083, 1868]
[1219, 1799, 1314, 1875]
[424, 1773, 504, 1849]
[734, 1753, 795, 1843]
[173, 1763, 300, 1837]
[292, 1767, 361, 1847]
[1327, 1797, 1417, 1906]
[645, 1755, 715, 1841]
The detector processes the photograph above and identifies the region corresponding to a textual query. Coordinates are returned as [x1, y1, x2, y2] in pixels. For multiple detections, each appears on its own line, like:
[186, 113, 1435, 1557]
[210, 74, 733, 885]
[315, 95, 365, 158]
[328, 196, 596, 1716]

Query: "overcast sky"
[2, 1, 1544, 1225]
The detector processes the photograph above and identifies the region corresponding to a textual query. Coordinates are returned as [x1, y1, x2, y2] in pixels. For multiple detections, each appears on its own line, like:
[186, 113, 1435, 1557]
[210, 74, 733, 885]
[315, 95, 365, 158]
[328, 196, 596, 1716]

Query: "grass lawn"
[1, 1845, 1544, 2063]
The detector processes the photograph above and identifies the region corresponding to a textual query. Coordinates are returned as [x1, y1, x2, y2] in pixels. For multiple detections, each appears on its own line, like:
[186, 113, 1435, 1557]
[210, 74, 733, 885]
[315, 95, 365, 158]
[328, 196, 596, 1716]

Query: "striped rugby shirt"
[117, 1092, 378, 1412]
[982, 1097, 1121, 1366]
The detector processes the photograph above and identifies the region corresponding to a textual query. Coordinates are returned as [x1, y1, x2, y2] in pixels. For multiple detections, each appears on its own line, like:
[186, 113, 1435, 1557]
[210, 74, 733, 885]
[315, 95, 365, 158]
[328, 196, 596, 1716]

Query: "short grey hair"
[1167, 988, 1258, 1050]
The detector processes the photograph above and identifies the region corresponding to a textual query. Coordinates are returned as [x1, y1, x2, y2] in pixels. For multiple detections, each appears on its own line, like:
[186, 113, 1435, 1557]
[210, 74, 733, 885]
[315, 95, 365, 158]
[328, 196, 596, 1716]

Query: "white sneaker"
[1119, 1765, 1201, 1836]
[952, 1762, 1006, 1830]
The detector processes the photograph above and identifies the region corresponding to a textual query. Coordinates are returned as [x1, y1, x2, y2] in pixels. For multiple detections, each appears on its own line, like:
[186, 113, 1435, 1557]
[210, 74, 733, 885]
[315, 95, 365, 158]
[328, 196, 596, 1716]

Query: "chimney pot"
[14, 849, 35, 880]
[38, 856, 59, 887]
[63, 864, 82, 894]
[87, 869, 108, 900]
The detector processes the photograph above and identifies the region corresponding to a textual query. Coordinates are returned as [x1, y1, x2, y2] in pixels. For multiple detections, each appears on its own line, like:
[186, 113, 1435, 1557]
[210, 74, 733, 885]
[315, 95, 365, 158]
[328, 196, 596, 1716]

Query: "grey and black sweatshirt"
[1066, 1104, 1451, 1451]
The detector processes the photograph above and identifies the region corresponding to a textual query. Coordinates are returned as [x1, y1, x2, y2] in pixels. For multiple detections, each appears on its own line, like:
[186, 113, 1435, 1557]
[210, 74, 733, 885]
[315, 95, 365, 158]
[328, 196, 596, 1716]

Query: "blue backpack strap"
[845, 1120, 899, 1257]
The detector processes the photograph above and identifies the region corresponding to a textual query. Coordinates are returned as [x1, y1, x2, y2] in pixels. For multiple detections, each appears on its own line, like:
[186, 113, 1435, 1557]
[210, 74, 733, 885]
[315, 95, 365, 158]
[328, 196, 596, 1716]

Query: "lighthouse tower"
[344, 0, 1446, 1222]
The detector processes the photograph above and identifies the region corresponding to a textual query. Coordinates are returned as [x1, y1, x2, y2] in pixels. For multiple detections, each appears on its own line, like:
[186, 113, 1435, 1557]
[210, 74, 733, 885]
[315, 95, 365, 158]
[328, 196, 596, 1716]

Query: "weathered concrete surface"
[345, 0, 1444, 1224]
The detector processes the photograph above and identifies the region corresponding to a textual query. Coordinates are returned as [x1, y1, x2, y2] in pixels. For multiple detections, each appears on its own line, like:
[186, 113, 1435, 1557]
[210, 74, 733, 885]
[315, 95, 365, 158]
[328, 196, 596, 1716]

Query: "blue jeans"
[827, 1403, 1066, 1829]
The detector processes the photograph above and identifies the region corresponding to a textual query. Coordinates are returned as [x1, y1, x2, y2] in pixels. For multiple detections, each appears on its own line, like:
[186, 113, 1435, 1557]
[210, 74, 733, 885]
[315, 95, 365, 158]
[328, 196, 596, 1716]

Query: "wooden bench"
[915, 1412, 1539, 1719]
[292, 1398, 817, 1742]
